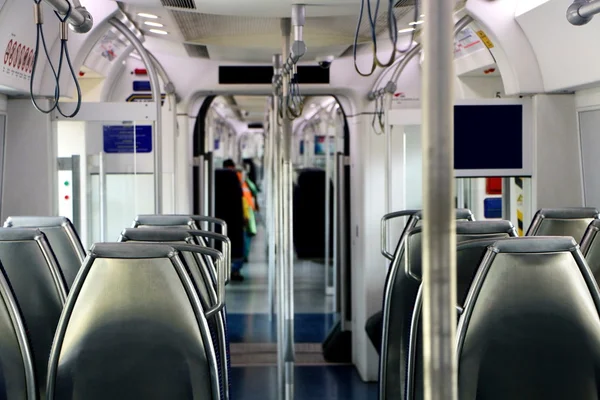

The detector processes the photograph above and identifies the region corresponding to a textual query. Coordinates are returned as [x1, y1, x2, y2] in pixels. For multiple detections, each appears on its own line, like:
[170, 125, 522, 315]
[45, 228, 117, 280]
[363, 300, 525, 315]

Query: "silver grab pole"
[281, 15, 295, 400]
[42, 0, 93, 33]
[325, 119, 332, 296]
[109, 18, 163, 215]
[98, 152, 107, 242]
[421, 1, 457, 400]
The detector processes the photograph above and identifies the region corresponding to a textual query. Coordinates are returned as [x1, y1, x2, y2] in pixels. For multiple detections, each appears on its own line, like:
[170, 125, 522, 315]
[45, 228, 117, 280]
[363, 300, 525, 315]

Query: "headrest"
[134, 215, 194, 227]
[90, 243, 178, 259]
[413, 208, 474, 221]
[4, 216, 71, 228]
[120, 228, 193, 242]
[490, 236, 578, 254]
[0, 228, 44, 241]
[456, 220, 516, 235]
[536, 208, 599, 220]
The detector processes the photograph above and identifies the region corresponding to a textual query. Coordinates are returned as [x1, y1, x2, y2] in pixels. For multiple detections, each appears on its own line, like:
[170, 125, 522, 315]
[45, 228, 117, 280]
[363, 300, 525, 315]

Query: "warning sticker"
[476, 30, 495, 49]
[2, 34, 34, 81]
[454, 27, 485, 58]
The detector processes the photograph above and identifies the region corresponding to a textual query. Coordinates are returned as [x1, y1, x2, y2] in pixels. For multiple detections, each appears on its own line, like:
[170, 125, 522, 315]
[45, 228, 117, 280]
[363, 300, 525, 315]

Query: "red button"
[64, 195, 70, 200]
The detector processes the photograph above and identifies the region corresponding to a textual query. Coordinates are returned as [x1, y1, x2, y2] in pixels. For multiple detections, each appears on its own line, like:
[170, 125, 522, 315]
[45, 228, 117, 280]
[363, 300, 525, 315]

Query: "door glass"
[56, 119, 155, 248]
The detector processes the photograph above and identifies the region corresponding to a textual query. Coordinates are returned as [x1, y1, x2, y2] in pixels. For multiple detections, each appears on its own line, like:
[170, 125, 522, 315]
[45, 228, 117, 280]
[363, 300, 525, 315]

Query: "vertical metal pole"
[196, 155, 205, 217]
[207, 152, 215, 217]
[331, 121, 339, 310]
[501, 178, 511, 220]
[71, 155, 81, 235]
[281, 17, 295, 400]
[325, 119, 332, 296]
[108, 18, 162, 214]
[384, 101, 393, 252]
[98, 152, 107, 242]
[421, 1, 457, 400]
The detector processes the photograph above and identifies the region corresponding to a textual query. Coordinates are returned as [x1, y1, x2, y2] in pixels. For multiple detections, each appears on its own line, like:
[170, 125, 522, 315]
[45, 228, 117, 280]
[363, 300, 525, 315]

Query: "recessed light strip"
[144, 21, 164, 27]
[149, 28, 169, 35]
[137, 13, 158, 19]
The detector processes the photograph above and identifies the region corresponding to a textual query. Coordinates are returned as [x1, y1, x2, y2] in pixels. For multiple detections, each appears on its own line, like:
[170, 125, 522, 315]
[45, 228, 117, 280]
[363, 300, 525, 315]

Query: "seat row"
[0, 214, 233, 400]
[375, 207, 600, 399]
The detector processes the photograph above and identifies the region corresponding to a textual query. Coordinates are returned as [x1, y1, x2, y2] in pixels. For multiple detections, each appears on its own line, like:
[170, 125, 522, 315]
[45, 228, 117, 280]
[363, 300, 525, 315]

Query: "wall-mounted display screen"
[454, 104, 523, 170]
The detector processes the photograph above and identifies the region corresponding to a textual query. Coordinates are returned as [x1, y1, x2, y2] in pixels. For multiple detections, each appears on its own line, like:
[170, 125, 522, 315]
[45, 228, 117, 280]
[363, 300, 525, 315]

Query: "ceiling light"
[137, 13, 158, 19]
[409, 20, 424, 26]
[149, 29, 169, 35]
[144, 21, 164, 27]
[398, 27, 415, 33]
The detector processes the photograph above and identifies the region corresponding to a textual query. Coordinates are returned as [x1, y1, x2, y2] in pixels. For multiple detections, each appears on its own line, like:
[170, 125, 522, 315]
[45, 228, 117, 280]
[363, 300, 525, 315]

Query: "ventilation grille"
[170, 9, 413, 45]
[160, 0, 196, 9]
[184, 43, 210, 58]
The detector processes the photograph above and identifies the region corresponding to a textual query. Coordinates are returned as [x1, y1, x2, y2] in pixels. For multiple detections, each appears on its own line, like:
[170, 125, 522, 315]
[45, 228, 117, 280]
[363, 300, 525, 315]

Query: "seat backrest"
[457, 237, 600, 399]
[47, 243, 220, 400]
[580, 219, 600, 284]
[379, 219, 515, 400]
[215, 168, 245, 260]
[0, 261, 36, 400]
[133, 215, 197, 229]
[407, 236, 513, 400]
[526, 207, 599, 242]
[0, 228, 67, 398]
[4, 216, 85, 289]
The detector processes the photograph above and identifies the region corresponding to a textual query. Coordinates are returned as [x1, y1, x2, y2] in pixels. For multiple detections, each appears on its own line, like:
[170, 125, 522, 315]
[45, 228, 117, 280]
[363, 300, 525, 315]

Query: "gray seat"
[0, 261, 36, 399]
[130, 216, 233, 283]
[46, 243, 222, 400]
[367, 209, 475, 355]
[580, 220, 600, 284]
[526, 207, 599, 243]
[457, 237, 600, 399]
[118, 228, 230, 399]
[407, 237, 516, 400]
[4, 216, 86, 289]
[379, 220, 516, 400]
[0, 228, 67, 398]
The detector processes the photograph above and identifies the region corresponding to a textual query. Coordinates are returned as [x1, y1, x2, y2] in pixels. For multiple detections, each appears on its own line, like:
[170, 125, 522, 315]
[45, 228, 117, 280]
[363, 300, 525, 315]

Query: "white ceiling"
[117, 0, 419, 62]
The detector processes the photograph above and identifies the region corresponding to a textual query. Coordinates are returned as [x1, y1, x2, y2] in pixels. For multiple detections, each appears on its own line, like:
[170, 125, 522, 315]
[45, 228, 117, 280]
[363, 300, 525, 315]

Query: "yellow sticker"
[476, 30, 494, 49]
[517, 194, 523, 205]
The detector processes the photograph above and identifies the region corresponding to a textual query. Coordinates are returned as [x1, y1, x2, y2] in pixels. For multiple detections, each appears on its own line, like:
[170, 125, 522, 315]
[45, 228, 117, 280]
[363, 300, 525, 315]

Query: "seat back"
[4, 216, 85, 289]
[0, 262, 36, 399]
[580, 220, 600, 284]
[0, 228, 67, 398]
[133, 215, 197, 229]
[458, 237, 600, 399]
[379, 219, 515, 400]
[293, 168, 334, 259]
[120, 228, 231, 399]
[407, 236, 513, 400]
[47, 243, 220, 400]
[215, 169, 245, 260]
[526, 207, 599, 242]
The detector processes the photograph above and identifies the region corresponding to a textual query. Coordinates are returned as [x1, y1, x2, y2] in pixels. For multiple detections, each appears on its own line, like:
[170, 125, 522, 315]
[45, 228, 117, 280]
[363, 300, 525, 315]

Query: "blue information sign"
[103, 125, 152, 153]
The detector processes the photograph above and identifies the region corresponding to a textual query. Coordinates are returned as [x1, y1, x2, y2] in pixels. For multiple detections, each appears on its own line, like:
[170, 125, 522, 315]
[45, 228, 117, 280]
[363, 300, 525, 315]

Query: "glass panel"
[56, 119, 155, 248]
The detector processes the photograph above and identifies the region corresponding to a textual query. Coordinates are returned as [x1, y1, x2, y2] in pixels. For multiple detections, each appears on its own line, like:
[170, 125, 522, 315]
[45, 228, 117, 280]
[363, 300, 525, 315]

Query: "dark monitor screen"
[454, 104, 523, 170]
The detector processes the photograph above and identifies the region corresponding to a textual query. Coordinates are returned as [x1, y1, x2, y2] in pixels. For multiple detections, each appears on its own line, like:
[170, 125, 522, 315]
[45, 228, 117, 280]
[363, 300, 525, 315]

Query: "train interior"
[0, 0, 599, 398]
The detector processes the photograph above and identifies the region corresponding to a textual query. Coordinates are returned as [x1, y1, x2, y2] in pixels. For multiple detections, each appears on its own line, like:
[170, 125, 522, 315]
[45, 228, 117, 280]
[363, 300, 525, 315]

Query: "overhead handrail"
[380, 210, 420, 260]
[43, 0, 93, 33]
[567, 0, 600, 25]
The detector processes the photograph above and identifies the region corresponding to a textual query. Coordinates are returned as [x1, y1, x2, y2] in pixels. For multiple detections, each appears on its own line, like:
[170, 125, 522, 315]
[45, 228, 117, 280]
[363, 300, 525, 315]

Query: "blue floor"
[227, 313, 336, 343]
[230, 366, 377, 400]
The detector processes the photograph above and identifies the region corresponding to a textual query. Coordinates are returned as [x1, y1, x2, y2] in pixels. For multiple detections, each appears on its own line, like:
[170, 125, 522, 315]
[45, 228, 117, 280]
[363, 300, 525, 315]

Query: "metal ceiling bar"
[421, 0, 457, 399]
[109, 18, 163, 214]
[567, 0, 600, 25]
[42, 0, 93, 33]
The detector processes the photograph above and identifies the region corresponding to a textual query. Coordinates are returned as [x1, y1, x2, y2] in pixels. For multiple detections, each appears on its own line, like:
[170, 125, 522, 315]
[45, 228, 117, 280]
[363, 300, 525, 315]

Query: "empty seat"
[581, 220, 600, 284]
[366, 209, 475, 354]
[407, 237, 515, 400]
[293, 168, 334, 259]
[457, 237, 600, 399]
[4, 216, 85, 289]
[132, 215, 196, 229]
[379, 220, 516, 400]
[0, 261, 36, 399]
[0, 228, 67, 398]
[526, 207, 599, 243]
[215, 168, 245, 261]
[46, 243, 222, 400]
